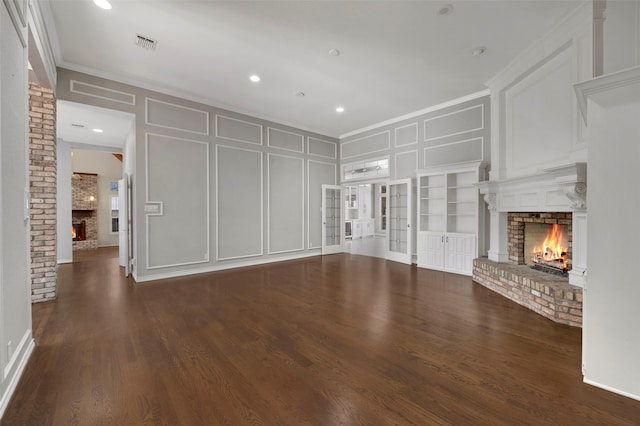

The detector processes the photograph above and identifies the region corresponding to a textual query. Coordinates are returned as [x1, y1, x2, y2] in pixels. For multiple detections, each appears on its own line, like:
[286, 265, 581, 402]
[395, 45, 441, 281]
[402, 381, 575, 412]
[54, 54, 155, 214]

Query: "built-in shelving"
[417, 162, 486, 276]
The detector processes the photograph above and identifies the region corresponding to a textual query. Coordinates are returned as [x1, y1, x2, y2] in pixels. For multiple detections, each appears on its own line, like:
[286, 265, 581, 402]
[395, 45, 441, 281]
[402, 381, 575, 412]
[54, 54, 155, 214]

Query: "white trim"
[0, 337, 34, 418]
[215, 145, 264, 261]
[340, 90, 490, 139]
[133, 252, 320, 283]
[57, 258, 73, 264]
[574, 66, 640, 123]
[28, 0, 58, 90]
[394, 122, 418, 147]
[583, 378, 640, 402]
[307, 160, 337, 250]
[3, 0, 27, 47]
[267, 127, 304, 153]
[70, 80, 136, 106]
[423, 104, 484, 142]
[341, 130, 390, 160]
[267, 153, 305, 255]
[215, 114, 263, 145]
[144, 133, 210, 270]
[394, 150, 418, 180]
[13, 0, 27, 28]
[145, 97, 209, 135]
[308, 137, 337, 159]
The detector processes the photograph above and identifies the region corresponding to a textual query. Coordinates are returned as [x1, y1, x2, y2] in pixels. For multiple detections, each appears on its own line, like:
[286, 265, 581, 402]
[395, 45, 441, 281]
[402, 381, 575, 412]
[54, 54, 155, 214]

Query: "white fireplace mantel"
[477, 162, 587, 213]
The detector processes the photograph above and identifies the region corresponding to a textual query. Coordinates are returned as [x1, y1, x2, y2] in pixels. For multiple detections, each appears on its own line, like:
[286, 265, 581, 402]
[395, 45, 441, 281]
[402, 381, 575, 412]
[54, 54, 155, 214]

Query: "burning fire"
[532, 223, 568, 269]
[71, 225, 77, 240]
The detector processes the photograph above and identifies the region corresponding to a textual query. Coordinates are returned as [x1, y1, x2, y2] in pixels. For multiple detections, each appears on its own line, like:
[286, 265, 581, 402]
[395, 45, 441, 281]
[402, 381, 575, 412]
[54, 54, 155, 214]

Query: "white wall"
[71, 149, 123, 247]
[603, 0, 640, 75]
[578, 67, 640, 401]
[0, 1, 34, 418]
[56, 140, 72, 262]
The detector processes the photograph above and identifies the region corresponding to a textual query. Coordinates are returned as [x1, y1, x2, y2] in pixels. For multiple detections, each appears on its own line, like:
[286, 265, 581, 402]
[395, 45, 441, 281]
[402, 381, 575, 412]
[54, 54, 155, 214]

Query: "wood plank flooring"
[3, 248, 640, 425]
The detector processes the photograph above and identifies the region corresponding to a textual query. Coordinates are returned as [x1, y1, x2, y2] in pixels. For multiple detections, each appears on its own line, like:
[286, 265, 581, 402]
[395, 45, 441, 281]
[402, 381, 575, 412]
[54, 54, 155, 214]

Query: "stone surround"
[473, 258, 582, 327]
[29, 82, 57, 303]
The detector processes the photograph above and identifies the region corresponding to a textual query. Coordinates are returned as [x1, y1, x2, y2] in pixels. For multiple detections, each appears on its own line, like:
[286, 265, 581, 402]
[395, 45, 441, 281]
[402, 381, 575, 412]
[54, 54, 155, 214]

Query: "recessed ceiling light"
[336, 106, 345, 113]
[93, 0, 112, 10]
[92, 128, 104, 133]
[438, 4, 453, 16]
[249, 75, 261, 83]
[328, 48, 340, 57]
[471, 46, 487, 56]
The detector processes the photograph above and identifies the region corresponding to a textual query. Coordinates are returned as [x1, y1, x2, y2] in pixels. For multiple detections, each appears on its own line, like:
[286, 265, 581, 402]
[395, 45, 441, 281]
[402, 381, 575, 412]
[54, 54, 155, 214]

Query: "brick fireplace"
[72, 172, 98, 250]
[474, 164, 586, 327]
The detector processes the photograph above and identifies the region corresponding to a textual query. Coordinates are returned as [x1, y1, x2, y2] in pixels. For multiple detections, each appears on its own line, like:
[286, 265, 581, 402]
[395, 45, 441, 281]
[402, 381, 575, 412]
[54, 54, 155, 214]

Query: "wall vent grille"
[135, 34, 157, 50]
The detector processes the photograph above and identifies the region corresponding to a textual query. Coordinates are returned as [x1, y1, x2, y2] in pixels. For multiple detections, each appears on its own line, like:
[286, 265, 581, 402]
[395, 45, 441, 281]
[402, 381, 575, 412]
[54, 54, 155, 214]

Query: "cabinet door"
[444, 233, 476, 276]
[422, 232, 445, 271]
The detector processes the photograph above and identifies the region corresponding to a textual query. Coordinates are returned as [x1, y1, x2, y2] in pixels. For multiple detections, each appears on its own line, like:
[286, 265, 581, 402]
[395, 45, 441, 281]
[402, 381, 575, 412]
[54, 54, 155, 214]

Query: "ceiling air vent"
[135, 34, 157, 50]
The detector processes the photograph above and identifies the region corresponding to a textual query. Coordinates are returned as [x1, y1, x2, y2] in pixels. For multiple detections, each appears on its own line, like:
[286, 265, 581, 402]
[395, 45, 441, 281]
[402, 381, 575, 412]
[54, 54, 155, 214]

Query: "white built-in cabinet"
[345, 184, 374, 238]
[417, 162, 486, 276]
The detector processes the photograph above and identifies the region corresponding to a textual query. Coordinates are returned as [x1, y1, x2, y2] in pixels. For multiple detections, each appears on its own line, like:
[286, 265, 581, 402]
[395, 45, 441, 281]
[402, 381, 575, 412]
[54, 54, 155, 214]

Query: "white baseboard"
[0, 331, 35, 419]
[583, 378, 640, 402]
[57, 258, 72, 264]
[133, 251, 321, 283]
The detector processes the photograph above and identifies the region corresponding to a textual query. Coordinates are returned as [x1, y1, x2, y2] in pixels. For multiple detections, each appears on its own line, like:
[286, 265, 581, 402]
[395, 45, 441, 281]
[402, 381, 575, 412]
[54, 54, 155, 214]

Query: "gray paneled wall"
[340, 94, 490, 180]
[146, 134, 209, 268]
[56, 68, 338, 281]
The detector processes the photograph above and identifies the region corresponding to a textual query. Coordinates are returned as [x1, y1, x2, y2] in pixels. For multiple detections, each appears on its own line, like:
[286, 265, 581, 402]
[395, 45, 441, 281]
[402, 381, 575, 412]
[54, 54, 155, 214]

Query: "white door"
[321, 185, 343, 255]
[386, 178, 412, 264]
[445, 233, 476, 276]
[118, 174, 131, 276]
[424, 232, 445, 271]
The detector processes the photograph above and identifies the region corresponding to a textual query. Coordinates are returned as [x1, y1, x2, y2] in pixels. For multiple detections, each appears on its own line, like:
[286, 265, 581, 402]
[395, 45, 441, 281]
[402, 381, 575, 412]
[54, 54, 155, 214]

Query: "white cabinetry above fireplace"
[417, 162, 486, 276]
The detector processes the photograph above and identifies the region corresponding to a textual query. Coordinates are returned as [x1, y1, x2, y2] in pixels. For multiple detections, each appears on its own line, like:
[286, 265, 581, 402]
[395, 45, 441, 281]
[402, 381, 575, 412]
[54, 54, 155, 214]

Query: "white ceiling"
[47, 0, 582, 138]
[57, 100, 134, 148]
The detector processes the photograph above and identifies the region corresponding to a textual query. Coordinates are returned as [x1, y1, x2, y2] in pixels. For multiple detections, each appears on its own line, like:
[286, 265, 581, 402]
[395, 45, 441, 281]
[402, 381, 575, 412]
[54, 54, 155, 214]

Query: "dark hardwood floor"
[3, 248, 640, 425]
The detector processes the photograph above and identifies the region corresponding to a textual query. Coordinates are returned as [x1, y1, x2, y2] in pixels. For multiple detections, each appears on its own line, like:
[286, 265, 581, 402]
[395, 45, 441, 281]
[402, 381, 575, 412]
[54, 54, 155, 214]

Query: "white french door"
[386, 178, 413, 264]
[321, 185, 344, 255]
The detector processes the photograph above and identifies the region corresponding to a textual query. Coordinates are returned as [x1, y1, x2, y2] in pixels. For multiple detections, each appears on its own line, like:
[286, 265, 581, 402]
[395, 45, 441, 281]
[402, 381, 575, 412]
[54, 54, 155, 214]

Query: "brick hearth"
[473, 258, 582, 327]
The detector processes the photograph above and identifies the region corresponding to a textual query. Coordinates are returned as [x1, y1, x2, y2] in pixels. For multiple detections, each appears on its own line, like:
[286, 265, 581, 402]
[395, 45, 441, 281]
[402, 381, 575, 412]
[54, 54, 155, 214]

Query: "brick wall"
[29, 82, 57, 303]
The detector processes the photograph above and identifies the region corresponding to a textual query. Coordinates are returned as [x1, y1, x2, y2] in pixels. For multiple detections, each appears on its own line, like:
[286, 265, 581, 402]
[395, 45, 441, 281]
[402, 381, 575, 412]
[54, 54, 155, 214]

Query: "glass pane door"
[322, 185, 343, 255]
[387, 178, 412, 264]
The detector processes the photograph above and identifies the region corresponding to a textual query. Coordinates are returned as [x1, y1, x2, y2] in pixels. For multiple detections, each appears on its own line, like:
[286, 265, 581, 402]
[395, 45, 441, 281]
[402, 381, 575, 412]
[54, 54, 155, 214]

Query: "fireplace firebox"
[508, 212, 572, 275]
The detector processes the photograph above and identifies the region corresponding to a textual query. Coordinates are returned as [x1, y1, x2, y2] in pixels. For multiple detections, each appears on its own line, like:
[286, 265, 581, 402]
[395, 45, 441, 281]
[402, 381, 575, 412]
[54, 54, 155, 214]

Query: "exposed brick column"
[29, 82, 57, 303]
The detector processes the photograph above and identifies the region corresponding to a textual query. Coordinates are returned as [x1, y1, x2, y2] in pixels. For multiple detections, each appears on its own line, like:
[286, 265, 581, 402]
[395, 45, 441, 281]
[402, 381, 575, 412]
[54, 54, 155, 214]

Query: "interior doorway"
[57, 100, 135, 276]
[343, 180, 388, 259]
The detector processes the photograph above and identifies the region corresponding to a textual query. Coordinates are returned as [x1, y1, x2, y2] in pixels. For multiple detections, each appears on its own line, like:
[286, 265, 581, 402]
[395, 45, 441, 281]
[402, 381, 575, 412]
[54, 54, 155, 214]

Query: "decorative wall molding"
[341, 130, 390, 160]
[394, 150, 418, 179]
[215, 114, 263, 145]
[70, 80, 136, 105]
[423, 104, 484, 142]
[267, 153, 305, 255]
[145, 97, 209, 135]
[308, 137, 337, 159]
[394, 122, 418, 147]
[145, 133, 210, 270]
[267, 127, 304, 153]
[215, 145, 264, 261]
[307, 160, 336, 249]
